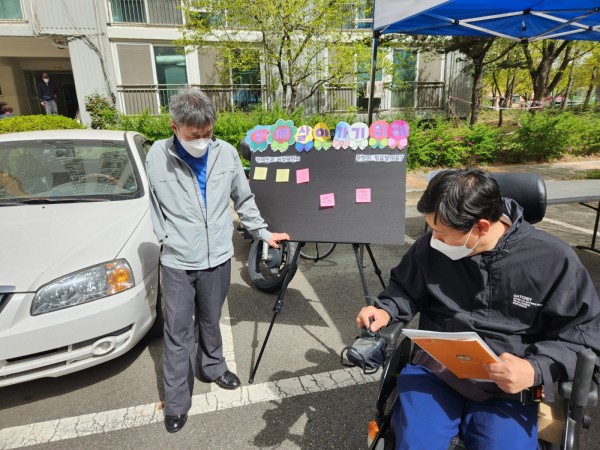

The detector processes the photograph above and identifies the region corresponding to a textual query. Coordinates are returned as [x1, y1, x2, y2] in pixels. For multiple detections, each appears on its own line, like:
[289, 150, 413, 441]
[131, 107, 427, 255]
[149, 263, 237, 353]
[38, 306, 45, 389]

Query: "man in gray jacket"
[146, 88, 289, 433]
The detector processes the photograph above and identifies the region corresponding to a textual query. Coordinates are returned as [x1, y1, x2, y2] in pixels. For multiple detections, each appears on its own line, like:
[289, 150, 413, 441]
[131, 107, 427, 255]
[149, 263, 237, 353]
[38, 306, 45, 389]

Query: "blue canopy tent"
[367, 1, 600, 122]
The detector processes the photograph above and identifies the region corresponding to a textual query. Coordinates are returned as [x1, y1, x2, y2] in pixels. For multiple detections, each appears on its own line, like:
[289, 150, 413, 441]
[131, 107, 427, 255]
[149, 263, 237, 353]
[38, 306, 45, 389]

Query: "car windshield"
[0, 139, 141, 203]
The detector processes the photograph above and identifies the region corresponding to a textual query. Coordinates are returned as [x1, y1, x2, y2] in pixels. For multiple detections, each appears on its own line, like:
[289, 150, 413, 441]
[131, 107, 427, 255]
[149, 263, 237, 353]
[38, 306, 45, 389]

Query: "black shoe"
[164, 414, 188, 433]
[214, 370, 241, 390]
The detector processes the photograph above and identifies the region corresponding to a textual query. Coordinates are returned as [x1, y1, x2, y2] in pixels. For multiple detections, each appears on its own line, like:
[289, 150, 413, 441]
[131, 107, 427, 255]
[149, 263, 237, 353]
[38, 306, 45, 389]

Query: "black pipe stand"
[248, 241, 304, 383]
[576, 201, 600, 254]
[352, 243, 386, 304]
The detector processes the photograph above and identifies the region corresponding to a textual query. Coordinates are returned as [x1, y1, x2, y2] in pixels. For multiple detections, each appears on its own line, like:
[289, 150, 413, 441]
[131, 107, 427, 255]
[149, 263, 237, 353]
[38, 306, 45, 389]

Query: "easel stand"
[576, 201, 600, 254]
[248, 241, 304, 383]
[352, 243, 386, 300]
[248, 242, 386, 383]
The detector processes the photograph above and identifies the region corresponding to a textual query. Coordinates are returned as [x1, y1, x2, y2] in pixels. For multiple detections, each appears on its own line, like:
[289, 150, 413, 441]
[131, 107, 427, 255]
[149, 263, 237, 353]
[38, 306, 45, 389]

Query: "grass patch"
[584, 170, 600, 179]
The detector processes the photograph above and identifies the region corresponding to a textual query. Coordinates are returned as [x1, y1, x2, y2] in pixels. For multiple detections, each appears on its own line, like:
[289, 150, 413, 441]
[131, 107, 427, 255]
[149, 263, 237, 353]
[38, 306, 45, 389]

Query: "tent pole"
[367, 30, 380, 125]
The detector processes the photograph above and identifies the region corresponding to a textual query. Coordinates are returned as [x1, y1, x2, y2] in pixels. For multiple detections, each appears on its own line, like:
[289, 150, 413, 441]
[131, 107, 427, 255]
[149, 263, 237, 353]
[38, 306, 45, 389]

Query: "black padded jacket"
[375, 198, 600, 401]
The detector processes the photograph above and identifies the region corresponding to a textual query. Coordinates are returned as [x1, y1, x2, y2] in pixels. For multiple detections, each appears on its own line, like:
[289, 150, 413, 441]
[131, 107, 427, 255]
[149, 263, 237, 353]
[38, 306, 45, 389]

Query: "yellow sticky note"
[276, 169, 290, 182]
[253, 166, 268, 180]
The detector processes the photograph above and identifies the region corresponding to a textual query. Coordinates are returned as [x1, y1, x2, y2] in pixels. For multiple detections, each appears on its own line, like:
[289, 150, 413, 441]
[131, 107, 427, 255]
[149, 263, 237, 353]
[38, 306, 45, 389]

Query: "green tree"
[388, 35, 518, 125]
[486, 43, 530, 126]
[177, 0, 373, 113]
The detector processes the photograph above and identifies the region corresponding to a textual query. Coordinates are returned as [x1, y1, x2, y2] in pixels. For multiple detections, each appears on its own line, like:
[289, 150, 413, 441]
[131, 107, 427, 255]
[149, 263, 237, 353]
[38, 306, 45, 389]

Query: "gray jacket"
[146, 136, 272, 270]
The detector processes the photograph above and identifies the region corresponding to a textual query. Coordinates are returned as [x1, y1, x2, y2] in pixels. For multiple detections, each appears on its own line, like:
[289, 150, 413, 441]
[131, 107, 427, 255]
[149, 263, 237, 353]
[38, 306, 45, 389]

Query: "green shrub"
[84, 93, 118, 129]
[115, 110, 173, 142]
[0, 115, 85, 133]
[561, 112, 600, 156]
[109, 106, 600, 171]
[512, 111, 570, 161]
[405, 117, 500, 169]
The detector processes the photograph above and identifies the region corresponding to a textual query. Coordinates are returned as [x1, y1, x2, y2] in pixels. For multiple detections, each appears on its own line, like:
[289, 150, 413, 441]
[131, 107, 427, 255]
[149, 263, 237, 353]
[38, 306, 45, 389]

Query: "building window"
[110, 0, 182, 24]
[154, 47, 188, 107]
[231, 51, 261, 110]
[147, 0, 182, 25]
[111, 0, 146, 23]
[342, 0, 372, 30]
[0, 0, 23, 20]
[356, 62, 382, 109]
[391, 50, 417, 108]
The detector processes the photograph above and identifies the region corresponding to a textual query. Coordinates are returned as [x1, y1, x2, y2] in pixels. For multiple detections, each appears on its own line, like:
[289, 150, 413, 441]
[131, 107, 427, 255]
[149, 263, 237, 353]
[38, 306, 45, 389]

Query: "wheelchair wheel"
[299, 242, 336, 261]
[248, 239, 298, 293]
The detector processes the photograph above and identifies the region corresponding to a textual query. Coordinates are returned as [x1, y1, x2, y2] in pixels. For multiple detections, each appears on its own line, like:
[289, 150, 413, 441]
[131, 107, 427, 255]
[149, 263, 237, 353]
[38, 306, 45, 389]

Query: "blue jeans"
[42, 99, 58, 115]
[393, 364, 539, 450]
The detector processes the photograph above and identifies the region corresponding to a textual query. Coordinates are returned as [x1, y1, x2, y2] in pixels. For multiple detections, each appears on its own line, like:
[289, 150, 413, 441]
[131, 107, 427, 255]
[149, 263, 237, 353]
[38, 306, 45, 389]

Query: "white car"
[0, 129, 161, 387]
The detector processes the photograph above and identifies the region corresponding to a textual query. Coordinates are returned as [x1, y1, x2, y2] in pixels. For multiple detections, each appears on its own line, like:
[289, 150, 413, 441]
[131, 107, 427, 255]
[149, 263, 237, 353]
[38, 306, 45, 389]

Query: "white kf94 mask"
[179, 136, 211, 158]
[430, 226, 480, 260]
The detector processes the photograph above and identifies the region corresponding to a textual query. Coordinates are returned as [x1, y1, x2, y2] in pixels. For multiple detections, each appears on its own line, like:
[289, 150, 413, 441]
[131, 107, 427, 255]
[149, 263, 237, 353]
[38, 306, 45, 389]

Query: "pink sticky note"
[320, 193, 335, 208]
[356, 188, 371, 203]
[296, 168, 310, 184]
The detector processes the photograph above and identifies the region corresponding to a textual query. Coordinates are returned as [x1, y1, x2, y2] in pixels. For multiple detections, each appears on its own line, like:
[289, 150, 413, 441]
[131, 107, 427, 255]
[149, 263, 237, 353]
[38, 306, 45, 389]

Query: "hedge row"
[4, 106, 600, 171]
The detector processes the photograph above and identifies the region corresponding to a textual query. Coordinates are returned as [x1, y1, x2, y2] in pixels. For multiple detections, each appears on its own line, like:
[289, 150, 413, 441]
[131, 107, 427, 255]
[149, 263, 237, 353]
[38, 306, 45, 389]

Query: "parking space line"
[542, 218, 596, 235]
[0, 368, 377, 449]
[217, 303, 236, 392]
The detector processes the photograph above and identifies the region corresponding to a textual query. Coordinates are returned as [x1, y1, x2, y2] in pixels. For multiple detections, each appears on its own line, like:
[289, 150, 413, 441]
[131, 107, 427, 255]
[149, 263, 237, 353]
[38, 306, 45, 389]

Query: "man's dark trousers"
[161, 260, 231, 415]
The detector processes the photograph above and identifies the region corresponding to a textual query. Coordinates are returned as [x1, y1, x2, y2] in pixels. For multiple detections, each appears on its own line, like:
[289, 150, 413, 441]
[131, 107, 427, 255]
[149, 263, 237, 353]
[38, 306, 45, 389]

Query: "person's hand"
[356, 305, 391, 332]
[40, 101, 45, 106]
[267, 232, 290, 249]
[483, 353, 536, 394]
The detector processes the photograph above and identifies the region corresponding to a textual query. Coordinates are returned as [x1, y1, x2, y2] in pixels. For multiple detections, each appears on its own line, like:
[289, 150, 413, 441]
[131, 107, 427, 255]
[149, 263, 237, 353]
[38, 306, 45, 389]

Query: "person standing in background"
[38, 73, 58, 115]
[0, 104, 15, 119]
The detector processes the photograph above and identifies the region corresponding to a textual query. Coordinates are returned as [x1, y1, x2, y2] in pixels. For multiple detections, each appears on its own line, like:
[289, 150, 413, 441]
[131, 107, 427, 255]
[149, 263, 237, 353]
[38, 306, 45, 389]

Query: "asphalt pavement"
[1, 159, 600, 449]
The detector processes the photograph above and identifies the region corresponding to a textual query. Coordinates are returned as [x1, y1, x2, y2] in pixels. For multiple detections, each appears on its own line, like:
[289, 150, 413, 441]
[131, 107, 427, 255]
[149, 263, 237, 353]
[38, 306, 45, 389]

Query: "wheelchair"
[357, 172, 599, 449]
[367, 322, 599, 450]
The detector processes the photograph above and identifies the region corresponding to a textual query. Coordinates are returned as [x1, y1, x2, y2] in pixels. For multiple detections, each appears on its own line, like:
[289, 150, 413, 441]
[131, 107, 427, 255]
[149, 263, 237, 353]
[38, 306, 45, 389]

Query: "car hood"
[0, 199, 148, 292]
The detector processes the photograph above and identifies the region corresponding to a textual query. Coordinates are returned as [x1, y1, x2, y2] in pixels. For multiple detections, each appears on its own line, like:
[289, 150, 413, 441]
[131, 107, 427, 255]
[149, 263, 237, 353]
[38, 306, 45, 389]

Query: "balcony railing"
[116, 84, 266, 114]
[117, 82, 445, 115]
[327, 82, 445, 111]
[109, 0, 182, 25]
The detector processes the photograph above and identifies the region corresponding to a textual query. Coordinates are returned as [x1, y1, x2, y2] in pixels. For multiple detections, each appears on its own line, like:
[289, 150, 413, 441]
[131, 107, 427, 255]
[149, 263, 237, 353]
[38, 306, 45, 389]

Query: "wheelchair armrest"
[379, 322, 405, 348]
[557, 348, 599, 408]
[363, 296, 404, 347]
[558, 379, 599, 408]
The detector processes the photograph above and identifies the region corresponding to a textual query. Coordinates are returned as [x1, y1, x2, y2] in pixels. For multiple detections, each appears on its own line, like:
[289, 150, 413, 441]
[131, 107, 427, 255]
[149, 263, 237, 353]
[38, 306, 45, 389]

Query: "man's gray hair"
[169, 88, 217, 128]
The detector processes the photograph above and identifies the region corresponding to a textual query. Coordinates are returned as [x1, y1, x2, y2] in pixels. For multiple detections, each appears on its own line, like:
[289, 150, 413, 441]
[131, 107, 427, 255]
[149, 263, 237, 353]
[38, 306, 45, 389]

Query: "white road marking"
[542, 217, 596, 235]
[218, 309, 236, 393]
[0, 368, 378, 449]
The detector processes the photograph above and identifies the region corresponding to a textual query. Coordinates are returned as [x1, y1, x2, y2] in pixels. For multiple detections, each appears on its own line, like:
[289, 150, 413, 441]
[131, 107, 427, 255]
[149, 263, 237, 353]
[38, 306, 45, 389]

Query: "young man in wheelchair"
[356, 169, 600, 449]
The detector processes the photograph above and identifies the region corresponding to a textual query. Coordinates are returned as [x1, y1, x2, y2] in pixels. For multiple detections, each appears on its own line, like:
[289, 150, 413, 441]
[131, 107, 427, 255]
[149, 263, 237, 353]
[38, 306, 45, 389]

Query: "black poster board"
[249, 146, 406, 245]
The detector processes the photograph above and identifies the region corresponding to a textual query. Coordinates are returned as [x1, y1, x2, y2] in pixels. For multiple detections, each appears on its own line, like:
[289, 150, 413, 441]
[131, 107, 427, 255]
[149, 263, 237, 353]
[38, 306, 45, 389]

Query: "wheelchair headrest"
[428, 170, 547, 225]
[491, 172, 547, 224]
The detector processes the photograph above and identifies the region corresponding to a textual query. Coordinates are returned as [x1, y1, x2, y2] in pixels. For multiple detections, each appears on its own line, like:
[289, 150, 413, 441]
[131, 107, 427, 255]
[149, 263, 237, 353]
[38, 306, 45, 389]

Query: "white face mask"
[178, 135, 211, 158]
[430, 226, 480, 260]
[42, 78, 49, 83]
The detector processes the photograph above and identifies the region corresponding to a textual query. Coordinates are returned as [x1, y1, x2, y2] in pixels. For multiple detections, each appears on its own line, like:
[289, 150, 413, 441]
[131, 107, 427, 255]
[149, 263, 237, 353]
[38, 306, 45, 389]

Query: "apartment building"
[0, 0, 470, 126]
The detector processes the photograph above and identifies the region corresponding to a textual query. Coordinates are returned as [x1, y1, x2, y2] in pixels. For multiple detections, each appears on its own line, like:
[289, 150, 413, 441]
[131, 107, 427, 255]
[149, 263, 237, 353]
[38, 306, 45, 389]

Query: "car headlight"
[31, 259, 135, 315]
